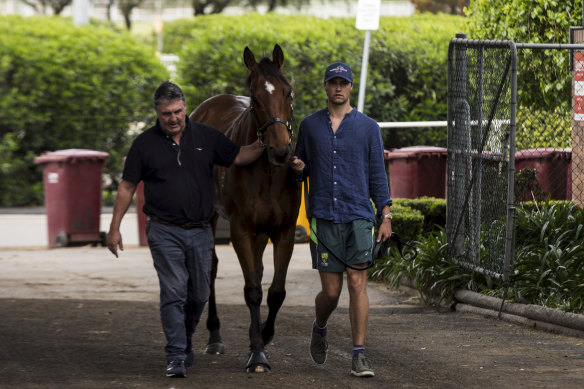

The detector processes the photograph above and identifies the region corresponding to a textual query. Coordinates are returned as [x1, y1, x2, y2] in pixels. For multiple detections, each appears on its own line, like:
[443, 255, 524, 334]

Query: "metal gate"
[447, 35, 584, 285]
[446, 37, 517, 282]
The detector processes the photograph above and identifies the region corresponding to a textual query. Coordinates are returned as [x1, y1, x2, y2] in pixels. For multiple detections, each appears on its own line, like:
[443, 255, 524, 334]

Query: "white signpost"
[356, 0, 381, 113]
[72, 0, 89, 25]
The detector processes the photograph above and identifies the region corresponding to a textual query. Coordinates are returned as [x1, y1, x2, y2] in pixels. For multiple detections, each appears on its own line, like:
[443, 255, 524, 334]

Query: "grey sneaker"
[351, 354, 374, 377]
[310, 322, 328, 365]
[166, 359, 186, 378]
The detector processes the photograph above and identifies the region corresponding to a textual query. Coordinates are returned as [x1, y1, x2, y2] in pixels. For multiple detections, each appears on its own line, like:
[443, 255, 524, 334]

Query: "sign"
[574, 52, 584, 121]
[356, 0, 381, 31]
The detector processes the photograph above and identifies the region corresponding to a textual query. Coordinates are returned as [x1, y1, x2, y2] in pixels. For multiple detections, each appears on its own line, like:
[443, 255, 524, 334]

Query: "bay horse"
[189, 44, 301, 373]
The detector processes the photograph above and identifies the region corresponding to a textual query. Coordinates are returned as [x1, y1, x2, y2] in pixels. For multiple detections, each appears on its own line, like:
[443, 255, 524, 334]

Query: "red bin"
[515, 148, 572, 201]
[34, 149, 109, 248]
[385, 146, 447, 199]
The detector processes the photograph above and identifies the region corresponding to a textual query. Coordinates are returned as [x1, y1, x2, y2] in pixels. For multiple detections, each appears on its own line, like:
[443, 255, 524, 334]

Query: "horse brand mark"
[264, 81, 275, 95]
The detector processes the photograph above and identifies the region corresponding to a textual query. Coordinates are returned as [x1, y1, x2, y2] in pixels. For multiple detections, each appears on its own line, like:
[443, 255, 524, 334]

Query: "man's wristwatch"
[382, 213, 392, 220]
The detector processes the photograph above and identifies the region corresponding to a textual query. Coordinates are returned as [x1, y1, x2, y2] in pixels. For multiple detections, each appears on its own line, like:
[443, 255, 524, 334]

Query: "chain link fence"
[447, 38, 516, 281]
[447, 35, 584, 284]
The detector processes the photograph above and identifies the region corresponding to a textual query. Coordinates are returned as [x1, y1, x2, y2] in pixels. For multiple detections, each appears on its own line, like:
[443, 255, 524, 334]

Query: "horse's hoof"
[247, 347, 269, 359]
[205, 342, 225, 355]
[246, 351, 271, 373]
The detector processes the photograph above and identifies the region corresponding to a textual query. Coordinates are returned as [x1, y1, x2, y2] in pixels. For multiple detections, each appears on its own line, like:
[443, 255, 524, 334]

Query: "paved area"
[1, 212, 584, 388]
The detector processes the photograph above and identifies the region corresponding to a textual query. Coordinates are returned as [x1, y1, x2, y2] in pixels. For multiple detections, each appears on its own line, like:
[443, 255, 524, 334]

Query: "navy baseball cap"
[324, 62, 353, 83]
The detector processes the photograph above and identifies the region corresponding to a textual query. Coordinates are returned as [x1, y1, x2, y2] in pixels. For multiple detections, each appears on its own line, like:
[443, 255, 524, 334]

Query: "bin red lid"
[515, 148, 571, 160]
[34, 149, 109, 164]
[385, 146, 447, 160]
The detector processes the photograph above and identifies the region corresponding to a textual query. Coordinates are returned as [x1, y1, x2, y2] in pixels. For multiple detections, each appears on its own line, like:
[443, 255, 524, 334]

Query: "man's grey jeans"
[146, 220, 213, 362]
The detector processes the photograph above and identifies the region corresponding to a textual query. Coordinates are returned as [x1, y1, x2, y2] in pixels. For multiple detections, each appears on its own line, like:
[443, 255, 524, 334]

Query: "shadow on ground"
[1, 298, 583, 388]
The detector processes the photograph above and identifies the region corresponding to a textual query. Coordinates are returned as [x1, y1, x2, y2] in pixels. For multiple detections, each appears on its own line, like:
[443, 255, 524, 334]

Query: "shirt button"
[333, 165, 336, 169]
[334, 198, 337, 201]
[334, 150, 337, 154]
[334, 182, 337, 185]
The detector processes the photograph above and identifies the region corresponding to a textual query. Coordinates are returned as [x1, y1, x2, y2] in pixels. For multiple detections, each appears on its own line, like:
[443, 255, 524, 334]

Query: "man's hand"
[290, 156, 305, 175]
[377, 206, 393, 243]
[107, 229, 123, 258]
[376, 219, 392, 243]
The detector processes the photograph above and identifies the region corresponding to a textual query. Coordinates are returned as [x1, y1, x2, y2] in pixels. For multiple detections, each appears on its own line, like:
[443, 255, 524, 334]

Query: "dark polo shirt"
[123, 117, 240, 224]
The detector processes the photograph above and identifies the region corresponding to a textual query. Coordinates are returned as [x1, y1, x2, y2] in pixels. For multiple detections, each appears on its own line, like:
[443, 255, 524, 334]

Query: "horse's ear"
[243, 46, 257, 71]
[272, 44, 284, 70]
[272, 43, 284, 71]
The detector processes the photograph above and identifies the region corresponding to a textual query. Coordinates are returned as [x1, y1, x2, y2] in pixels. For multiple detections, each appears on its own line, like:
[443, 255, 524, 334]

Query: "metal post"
[72, 0, 89, 25]
[453, 33, 469, 259]
[357, 30, 371, 113]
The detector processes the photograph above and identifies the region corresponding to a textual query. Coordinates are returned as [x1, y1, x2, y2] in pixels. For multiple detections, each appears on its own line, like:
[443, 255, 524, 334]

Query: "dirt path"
[1, 246, 583, 388]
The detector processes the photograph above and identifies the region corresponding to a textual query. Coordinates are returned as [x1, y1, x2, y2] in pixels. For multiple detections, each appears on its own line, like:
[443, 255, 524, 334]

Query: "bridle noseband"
[249, 99, 294, 147]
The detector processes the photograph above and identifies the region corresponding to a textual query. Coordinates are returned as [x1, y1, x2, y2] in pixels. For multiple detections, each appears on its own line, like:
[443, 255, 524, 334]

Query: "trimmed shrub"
[164, 13, 464, 149]
[0, 15, 168, 206]
[393, 197, 446, 234]
[388, 203, 424, 242]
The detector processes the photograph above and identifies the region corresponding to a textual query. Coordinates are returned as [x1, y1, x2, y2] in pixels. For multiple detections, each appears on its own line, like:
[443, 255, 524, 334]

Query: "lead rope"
[303, 178, 417, 271]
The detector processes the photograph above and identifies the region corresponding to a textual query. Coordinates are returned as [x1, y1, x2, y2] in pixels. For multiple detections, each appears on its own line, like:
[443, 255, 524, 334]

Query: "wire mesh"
[447, 40, 516, 280]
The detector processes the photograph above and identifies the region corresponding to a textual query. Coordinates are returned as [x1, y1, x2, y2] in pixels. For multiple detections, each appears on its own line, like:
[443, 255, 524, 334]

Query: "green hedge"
[0, 15, 168, 206]
[388, 203, 424, 242]
[393, 197, 446, 235]
[164, 13, 464, 149]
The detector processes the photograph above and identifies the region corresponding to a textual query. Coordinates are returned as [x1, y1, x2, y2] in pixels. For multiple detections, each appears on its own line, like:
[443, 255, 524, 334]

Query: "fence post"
[452, 33, 470, 258]
[572, 28, 584, 208]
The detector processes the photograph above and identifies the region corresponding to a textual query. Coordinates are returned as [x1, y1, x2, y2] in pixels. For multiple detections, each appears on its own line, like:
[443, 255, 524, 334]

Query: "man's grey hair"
[154, 81, 185, 109]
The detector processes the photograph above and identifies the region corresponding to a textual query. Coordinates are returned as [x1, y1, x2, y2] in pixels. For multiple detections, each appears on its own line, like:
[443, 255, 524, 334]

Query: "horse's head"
[244, 44, 294, 167]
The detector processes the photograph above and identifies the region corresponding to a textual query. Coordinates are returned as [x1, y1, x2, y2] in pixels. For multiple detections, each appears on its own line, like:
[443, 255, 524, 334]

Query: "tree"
[192, 0, 310, 15]
[118, 0, 145, 29]
[192, 0, 233, 15]
[19, 0, 72, 15]
[411, 0, 469, 15]
[466, 0, 583, 108]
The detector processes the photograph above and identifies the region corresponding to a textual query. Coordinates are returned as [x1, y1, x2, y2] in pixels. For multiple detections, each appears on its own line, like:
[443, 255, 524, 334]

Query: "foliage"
[388, 204, 425, 242]
[393, 197, 446, 234]
[164, 13, 464, 149]
[369, 227, 493, 307]
[511, 201, 584, 312]
[0, 15, 168, 206]
[514, 167, 548, 202]
[193, 0, 310, 14]
[411, 0, 469, 15]
[19, 0, 71, 15]
[372, 200, 584, 313]
[466, 0, 582, 112]
[515, 107, 572, 150]
[118, 0, 146, 29]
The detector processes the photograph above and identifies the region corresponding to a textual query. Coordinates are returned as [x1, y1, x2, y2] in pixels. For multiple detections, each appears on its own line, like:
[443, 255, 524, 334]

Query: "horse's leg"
[262, 224, 295, 345]
[205, 245, 225, 354]
[231, 226, 270, 372]
[206, 215, 224, 354]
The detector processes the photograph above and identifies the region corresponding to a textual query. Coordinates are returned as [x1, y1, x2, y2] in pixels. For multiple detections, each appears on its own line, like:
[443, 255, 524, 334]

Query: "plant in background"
[514, 167, 547, 202]
[370, 227, 492, 307]
[371, 200, 584, 313]
[165, 13, 464, 149]
[510, 201, 584, 312]
[0, 15, 168, 206]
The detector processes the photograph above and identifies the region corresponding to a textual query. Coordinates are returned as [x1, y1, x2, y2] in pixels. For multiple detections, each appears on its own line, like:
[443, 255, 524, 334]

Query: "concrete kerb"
[454, 289, 584, 338]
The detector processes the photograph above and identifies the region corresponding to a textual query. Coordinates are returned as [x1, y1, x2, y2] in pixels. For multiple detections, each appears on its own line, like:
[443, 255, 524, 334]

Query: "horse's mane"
[247, 57, 290, 88]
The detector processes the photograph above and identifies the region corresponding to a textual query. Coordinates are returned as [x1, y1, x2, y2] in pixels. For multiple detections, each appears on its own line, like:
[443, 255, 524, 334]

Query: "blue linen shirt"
[295, 108, 392, 223]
